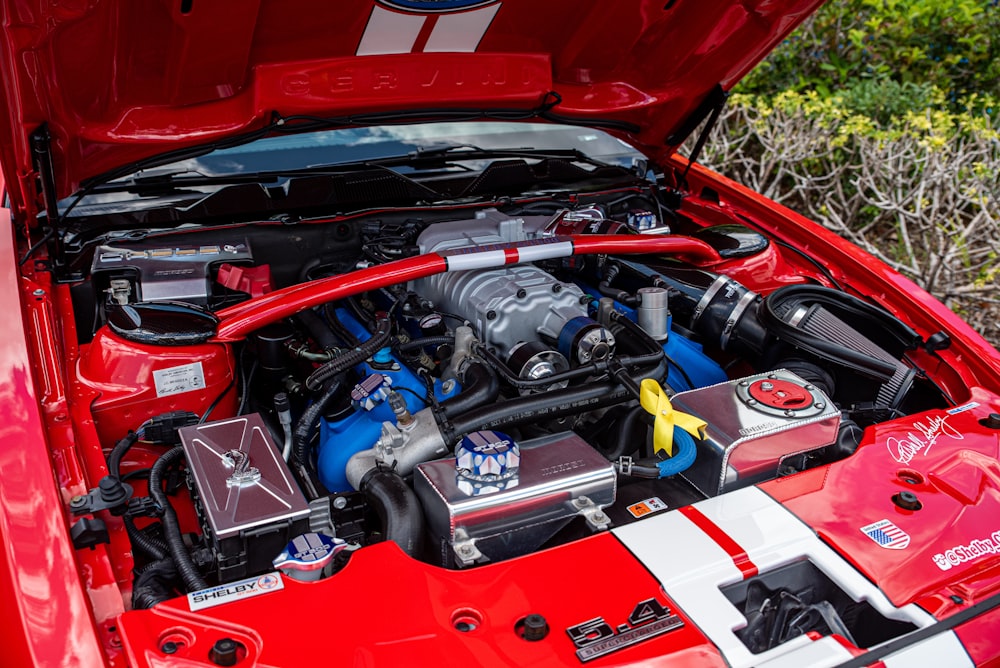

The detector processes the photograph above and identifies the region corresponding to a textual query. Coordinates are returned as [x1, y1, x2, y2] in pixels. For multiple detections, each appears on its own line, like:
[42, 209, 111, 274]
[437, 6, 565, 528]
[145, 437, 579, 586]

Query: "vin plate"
[153, 361, 206, 398]
[188, 572, 283, 611]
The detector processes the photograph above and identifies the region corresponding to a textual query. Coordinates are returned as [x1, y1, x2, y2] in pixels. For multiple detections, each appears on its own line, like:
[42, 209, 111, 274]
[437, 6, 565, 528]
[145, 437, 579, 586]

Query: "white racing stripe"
[614, 487, 957, 668]
[423, 4, 501, 53]
[357, 6, 426, 56]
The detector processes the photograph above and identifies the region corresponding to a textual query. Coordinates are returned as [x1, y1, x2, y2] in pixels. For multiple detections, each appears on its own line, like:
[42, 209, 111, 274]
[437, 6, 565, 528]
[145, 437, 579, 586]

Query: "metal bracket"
[572, 495, 611, 532]
[453, 528, 484, 567]
[69, 478, 133, 517]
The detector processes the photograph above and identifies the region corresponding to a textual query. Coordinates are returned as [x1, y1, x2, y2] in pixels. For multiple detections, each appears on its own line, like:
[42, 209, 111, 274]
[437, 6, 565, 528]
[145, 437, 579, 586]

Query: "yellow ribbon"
[639, 379, 707, 456]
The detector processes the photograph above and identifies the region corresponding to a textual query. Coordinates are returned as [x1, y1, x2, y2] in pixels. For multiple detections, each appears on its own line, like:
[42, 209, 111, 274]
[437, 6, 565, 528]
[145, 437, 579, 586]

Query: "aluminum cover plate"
[91, 239, 252, 303]
[179, 414, 310, 540]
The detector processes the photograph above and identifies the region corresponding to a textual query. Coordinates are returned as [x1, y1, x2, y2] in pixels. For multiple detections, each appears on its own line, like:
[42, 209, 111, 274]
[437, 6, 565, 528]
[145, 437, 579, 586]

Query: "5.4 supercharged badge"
[566, 598, 683, 663]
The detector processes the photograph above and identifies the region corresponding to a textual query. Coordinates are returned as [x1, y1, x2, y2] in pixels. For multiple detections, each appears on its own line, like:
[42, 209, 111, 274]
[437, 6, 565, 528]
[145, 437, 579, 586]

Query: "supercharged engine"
[65, 193, 946, 608]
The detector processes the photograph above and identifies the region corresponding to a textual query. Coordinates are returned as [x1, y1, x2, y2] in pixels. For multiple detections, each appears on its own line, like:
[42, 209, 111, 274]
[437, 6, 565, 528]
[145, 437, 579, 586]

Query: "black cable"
[148, 447, 207, 592]
[772, 238, 848, 292]
[131, 558, 178, 610]
[18, 227, 55, 266]
[665, 352, 696, 391]
[237, 360, 257, 416]
[121, 468, 152, 482]
[445, 357, 667, 441]
[107, 432, 139, 481]
[293, 380, 343, 466]
[200, 378, 235, 424]
[393, 386, 429, 405]
[324, 303, 361, 348]
[305, 313, 393, 391]
[395, 335, 455, 353]
[124, 516, 168, 562]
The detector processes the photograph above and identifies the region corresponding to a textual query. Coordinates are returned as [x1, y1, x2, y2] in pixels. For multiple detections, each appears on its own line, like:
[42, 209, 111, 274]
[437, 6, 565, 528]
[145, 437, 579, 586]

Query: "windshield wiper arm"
[89, 162, 444, 202]
[398, 144, 613, 168]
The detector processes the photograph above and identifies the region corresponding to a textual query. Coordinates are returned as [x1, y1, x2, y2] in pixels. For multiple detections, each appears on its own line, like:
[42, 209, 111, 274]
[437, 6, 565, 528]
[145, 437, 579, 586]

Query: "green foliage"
[740, 0, 1000, 114]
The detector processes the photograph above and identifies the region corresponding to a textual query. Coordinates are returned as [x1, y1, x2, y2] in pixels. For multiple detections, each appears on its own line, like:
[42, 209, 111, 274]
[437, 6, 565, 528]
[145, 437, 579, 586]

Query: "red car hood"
[0, 0, 822, 218]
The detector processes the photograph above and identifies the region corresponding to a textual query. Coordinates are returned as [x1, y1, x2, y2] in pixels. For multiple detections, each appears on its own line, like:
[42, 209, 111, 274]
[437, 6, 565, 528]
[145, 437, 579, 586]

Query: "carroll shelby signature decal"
[885, 414, 964, 464]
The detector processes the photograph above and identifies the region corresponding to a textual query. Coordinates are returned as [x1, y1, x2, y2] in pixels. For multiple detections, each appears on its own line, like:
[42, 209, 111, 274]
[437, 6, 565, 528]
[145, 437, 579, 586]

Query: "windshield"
[58, 122, 644, 216]
[119, 122, 642, 180]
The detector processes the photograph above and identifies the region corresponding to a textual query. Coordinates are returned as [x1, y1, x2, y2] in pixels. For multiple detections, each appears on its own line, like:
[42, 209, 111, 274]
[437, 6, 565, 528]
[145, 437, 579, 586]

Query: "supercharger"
[412, 210, 615, 372]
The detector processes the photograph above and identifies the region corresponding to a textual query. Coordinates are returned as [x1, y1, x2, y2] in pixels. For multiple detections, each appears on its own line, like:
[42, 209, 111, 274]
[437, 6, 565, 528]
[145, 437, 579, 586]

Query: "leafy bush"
[741, 0, 1000, 113]
[694, 93, 1000, 343]
[702, 1, 1000, 344]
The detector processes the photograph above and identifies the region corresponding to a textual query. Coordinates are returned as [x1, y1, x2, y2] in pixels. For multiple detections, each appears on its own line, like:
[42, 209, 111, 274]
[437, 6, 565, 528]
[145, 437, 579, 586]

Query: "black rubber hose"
[758, 285, 921, 381]
[305, 314, 393, 391]
[360, 469, 425, 559]
[293, 380, 343, 466]
[395, 335, 455, 353]
[447, 358, 667, 438]
[603, 404, 651, 461]
[124, 515, 169, 562]
[107, 432, 139, 481]
[439, 361, 500, 419]
[296, 308, 341, 352]
[599, 263, 639, 306]
[132, 558, 177, 610]
[149, 447, 207, 592]
[478, 344, 663, 392]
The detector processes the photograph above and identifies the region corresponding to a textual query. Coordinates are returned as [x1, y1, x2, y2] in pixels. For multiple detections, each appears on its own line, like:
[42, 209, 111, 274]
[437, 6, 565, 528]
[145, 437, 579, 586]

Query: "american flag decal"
[860, 519, 910, 549]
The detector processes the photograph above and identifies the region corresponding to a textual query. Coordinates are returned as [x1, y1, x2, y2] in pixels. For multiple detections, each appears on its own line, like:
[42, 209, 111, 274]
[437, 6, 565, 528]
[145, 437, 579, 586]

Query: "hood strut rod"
[30, 126, 61, 230]
[665, 85, 729, 189]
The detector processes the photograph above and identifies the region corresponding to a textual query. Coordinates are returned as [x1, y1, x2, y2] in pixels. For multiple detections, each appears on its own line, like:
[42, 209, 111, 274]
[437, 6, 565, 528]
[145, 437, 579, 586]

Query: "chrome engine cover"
[415, 431, 616, 567]
[671, 369, 841, 496]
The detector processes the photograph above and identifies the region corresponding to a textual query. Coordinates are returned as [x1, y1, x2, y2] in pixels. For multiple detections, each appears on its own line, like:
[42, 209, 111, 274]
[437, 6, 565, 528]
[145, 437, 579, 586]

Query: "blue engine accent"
[316, 309, 460, 492]
[557, 316, 596, 361]
[661, 316, 728, 392]
[583, 295, 727, 393]
[656, 428, 698, 477]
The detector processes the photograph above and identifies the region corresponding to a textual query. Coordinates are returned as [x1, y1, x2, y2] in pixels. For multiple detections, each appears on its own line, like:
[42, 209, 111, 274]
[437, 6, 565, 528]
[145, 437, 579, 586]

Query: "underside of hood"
[0, 0, 823, 217]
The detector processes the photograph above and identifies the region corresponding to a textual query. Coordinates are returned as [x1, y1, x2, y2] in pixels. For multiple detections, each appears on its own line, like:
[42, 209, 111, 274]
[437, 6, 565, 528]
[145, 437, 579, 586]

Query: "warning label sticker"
[153, 361, 206, 398]
[627, 497, 668, 519]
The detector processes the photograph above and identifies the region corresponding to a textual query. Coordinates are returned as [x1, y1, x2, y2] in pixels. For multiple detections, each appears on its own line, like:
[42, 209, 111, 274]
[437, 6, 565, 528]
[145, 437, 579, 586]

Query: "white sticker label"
[153, 362, 206, 398]
[188, 572, 284, 611]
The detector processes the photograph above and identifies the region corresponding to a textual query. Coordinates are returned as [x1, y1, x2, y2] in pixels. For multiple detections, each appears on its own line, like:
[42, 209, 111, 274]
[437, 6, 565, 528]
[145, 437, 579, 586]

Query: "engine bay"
[58, 183, 956, 615]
